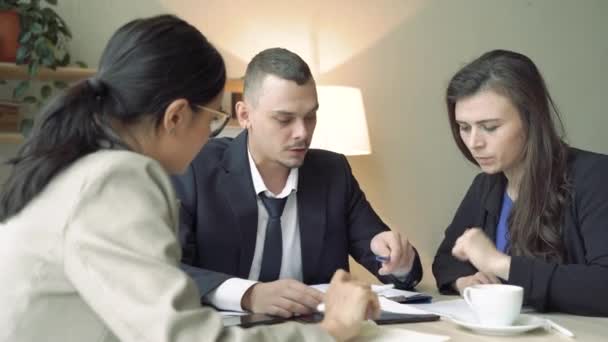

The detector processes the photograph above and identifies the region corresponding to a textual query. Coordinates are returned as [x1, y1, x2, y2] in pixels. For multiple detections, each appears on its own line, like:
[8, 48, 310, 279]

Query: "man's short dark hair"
[243, 48, 313, 105]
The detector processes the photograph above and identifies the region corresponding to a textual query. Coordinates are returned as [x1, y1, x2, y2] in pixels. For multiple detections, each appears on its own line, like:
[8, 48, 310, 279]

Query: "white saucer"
[449, 314, 546, 336]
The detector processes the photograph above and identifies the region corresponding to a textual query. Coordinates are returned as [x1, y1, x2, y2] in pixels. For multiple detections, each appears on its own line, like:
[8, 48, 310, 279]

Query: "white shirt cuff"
[204, 278, 258, 312]
[391, 270, 410, 281]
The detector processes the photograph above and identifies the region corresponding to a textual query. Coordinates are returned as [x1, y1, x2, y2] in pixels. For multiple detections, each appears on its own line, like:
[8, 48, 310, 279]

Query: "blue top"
[495, 191, 513, 253]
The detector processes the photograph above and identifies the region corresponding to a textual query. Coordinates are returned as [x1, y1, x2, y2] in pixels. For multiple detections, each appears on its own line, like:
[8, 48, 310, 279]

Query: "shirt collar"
[247, 148, 298, 199]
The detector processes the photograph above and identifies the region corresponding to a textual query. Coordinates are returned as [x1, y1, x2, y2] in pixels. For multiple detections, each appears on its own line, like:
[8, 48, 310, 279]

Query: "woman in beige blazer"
[0, 15, 379, 342]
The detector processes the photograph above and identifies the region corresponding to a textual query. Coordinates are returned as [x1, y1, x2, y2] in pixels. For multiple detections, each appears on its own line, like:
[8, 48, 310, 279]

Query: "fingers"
[267, 304, 293, 318]
[473, 272, 500, 284]
[342, 278, 378, 320]
[275, 279, 323, 311]
[399, 235, 416, 270]
[473, 272, 492, 284]
[366, 291, 381, 320]
[273, 296, 315, 316]
[377, 232, 403, 275]
[461, 272, 501, 292]
[486, 273, 501, 283]
[371, 233, 392, 257]
[251, 279, 326, 317]
[385, 232, 403, 262]
[283, 282, 323, 309]
[330, 269, 350, 284]
[452, 235, 469, 261]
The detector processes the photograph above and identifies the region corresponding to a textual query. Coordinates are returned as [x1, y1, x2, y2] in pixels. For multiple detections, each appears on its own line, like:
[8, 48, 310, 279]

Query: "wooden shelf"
[0, 62, 95, 82]
[0, 62, 244, 93]
[0, 63, 242, 146]
[0, 132, 24, 144]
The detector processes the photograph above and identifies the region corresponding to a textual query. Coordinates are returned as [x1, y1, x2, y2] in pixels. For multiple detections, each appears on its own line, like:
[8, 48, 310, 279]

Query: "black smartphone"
[296, 311, 439, 325]
[223, 313, 287, 328]
[373, 311, 439, 325]
[385, 294, 432, 304]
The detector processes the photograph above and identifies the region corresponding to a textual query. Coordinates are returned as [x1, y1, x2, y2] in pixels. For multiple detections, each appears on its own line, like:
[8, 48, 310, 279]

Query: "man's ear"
[162, 99, 190, 135]
[235, 100, 251, 129]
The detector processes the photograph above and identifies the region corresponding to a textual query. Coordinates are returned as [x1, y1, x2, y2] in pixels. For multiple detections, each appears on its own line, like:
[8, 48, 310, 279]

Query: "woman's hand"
[453, 271, 501, 294]
[319, 270, 380, 342]
[451, 228, 511, 279]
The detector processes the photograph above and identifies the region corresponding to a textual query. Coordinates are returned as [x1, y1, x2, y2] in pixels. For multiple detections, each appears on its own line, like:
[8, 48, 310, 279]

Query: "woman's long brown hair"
[446, 50, 570, 262]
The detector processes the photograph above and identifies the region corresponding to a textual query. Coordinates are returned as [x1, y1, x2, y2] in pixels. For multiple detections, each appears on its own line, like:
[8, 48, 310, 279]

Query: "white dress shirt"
[205, 150, 302, 311]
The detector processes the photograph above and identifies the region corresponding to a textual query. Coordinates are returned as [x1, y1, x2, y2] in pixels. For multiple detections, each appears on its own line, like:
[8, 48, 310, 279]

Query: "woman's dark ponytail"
[0, 14, 226, 222]
[0, 79, 111, 220]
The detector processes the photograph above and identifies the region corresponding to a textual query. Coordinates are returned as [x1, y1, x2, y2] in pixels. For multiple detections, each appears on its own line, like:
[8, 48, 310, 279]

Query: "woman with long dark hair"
[433, 49, 608, 316]
[0, 15, 379, 341]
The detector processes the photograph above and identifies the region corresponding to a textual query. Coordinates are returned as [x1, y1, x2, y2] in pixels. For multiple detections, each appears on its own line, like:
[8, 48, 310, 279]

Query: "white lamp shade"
[311, 86, 371, 155]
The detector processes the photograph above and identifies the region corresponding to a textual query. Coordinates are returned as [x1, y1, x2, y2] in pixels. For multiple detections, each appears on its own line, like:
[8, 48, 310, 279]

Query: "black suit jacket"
[433, 148, 608, 316]
[172, 131, 422, 297]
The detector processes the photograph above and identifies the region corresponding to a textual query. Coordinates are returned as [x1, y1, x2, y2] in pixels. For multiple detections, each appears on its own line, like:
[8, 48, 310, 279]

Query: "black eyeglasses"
[197, 105, 231, 137]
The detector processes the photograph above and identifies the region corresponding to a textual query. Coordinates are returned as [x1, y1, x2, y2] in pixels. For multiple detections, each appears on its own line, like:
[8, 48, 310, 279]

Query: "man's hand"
[241, 279, 323, 317]
[370, 230, 416, 275]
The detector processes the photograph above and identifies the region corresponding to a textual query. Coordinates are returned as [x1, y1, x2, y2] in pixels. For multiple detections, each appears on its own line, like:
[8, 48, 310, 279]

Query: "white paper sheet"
[310, 283, 422, 298]
[218, 310, 249, 317]
[410, 298, 476, 321]
[311, 283, 434, 315]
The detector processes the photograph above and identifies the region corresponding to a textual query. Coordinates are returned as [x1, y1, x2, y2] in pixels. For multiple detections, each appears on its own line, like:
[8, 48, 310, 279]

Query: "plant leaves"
[58, 53, 70, 66]
[41, 84, 52, 99]
[16, 46, 29, 63]
[75, 61, 88, 68]
[13, 80, 30, 99]
[42, 56, 54, 66]
[36, 43, 51, 59]
[45, 0, 58, 5]
[23, 96, 38, 104]
[19, 31, 32, 44]
[27, 61, 40, 78]
[53, 81, 68, 89]
[31, 22, 43, 34]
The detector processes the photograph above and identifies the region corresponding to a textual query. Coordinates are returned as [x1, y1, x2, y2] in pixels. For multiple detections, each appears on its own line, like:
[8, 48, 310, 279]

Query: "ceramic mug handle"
[463, 286, 475, 310]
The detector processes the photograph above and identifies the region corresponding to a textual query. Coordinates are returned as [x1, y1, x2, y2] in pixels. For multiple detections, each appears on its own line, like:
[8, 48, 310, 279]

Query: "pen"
[375, 255, 390, 263]
[545, 319, 575, 338]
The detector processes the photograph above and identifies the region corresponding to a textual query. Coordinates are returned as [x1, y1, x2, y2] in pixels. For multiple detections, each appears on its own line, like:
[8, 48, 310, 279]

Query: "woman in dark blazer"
[432, 49, 608, 316]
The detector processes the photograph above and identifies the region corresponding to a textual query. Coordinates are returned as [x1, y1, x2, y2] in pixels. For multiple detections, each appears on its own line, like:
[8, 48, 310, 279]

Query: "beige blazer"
[0, 150, 332, 342]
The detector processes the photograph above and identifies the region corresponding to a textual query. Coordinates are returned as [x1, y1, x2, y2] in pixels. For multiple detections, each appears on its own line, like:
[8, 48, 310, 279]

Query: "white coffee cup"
[463, 284, 523, 326]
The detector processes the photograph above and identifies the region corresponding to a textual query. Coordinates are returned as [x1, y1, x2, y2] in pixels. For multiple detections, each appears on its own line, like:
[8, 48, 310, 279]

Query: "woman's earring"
[169, 127, 175, 135]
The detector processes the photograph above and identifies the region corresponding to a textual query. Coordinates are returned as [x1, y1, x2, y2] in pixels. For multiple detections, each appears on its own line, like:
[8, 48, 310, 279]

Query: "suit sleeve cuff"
[203, 278, 258, 312]
[386, 250, 423, 289]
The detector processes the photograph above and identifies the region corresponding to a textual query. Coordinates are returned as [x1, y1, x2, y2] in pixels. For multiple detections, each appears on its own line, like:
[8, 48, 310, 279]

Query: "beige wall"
[2, 0, 607, 287]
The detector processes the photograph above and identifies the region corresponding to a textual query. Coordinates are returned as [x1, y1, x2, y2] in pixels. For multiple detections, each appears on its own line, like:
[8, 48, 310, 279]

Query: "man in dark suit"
[172, 48, 422, 318]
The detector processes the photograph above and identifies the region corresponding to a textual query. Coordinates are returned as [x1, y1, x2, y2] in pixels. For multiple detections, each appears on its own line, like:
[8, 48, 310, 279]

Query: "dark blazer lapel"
[482, 174, 507, 242]
[297, 157, 328, 283]
[219, 131, 259, 278]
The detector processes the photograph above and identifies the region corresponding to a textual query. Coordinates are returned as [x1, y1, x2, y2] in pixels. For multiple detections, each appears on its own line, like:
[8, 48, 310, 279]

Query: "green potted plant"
[2, 0, 83, 101]
[0, 0, 86, 134]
